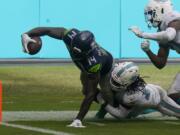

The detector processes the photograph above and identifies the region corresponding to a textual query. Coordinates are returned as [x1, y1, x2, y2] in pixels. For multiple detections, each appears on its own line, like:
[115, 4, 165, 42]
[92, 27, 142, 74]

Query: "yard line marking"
[164, 121, 180, 125]
[1, 122, 74, 135]
[0, 81, 2, 123]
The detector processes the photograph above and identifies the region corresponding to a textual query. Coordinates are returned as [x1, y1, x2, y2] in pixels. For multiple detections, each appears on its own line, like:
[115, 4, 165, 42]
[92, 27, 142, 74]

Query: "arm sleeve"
[26, 27, 67, 40]
[105, 104, 130, 119]
[142, 27, 176, 43]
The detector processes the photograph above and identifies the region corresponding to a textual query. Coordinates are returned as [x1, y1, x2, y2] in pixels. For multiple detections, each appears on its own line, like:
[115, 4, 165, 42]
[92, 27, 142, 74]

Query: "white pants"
[167, 73, 180, 95]
[105, 84, 180, 119]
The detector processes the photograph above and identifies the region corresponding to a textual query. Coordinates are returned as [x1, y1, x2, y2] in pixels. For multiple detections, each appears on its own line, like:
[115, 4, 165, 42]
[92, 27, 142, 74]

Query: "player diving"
[129, 0, 180, 106]
[130, 0, 180, 69]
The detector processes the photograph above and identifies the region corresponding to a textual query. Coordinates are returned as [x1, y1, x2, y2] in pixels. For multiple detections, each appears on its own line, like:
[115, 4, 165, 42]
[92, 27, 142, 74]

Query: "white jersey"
[106, 83, 180, 119]
[160, 11, 180, 53]
[122, 84, 161, 107]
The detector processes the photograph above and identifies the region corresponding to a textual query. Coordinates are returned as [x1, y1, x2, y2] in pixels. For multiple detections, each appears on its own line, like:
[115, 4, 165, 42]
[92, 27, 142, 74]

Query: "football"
[27, 37, 42, 55]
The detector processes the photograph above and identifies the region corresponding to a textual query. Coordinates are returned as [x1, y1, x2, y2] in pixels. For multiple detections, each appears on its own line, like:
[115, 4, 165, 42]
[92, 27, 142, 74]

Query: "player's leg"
[143, 74, 180, 114]
[99, 72, 114, 105]
[158, 96, 180, 118]
[80, 71, 110, 119]
[80, 72, 88, 95]
[158, 88, 180, 118]
[80, 72, 99, 98]
[168, 73, 180, 105]
[95, 72, 114, 119]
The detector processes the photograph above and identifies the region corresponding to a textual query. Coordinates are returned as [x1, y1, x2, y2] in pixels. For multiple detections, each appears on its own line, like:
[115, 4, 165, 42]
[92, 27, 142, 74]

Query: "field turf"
[0, 64, 180, 135]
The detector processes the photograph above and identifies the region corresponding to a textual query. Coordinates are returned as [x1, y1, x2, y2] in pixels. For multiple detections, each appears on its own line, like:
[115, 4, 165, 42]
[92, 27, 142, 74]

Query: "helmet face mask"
[144, 5, 163, 28]
[145, 9, 161, 28]
[110, 62, 139, 91]
[110, 77, 129, 91]
[144, 0, 174, 28]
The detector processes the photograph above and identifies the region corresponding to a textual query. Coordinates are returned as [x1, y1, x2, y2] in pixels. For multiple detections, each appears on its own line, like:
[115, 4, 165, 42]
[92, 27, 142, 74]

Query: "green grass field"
[0, 64, 180, 135]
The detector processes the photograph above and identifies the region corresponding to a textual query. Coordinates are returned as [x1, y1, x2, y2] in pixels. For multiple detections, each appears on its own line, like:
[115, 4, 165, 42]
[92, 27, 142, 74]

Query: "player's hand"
[129, 26, 143, 38]
[67, 119, 86, 128]
[21, 34, 36, 53]
[141, 40, 150, 52]
[97, 93, 105, 105]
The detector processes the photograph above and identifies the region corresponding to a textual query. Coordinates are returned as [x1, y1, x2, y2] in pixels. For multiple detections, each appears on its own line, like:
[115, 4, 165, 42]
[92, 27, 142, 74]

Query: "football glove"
[129, 26, 143, 38]
[67, 119, 86, 128]
[141, 40, 150, 52]
[21, 34, 36, 53]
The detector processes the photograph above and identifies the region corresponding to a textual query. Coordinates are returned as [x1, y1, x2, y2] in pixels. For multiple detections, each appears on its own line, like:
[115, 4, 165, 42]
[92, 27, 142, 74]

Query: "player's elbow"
[156, 65, 165, 70]
[164, 27, 176, 42]
[155, 62, 166, 69]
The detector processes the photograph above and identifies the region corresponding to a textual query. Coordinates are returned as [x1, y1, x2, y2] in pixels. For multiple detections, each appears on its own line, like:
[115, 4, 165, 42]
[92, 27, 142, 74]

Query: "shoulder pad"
[161, 11, 180, 30]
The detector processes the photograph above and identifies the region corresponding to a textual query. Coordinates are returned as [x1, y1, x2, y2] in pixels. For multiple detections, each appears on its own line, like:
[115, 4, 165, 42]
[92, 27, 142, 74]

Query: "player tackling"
[97, 62, 180, 119]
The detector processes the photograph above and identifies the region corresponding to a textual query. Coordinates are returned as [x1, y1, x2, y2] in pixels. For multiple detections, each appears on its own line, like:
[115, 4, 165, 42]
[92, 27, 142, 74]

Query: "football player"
[21, 27, 113, 127]
[129, 0, 180, 105]
[97, 62, 180, 119]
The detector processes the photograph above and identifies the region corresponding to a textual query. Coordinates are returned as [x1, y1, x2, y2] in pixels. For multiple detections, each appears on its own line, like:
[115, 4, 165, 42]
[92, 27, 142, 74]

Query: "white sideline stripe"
[2, 111, 178, 122]
[1, 122, 74, 135]
[164, 121, 180, 125]
[3, 111, 99, 122]
[87, 122, 106, 126]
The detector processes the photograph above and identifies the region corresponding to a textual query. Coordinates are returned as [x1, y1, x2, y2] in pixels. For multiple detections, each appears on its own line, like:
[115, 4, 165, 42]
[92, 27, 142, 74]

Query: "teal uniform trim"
[117, 63, 137, 77]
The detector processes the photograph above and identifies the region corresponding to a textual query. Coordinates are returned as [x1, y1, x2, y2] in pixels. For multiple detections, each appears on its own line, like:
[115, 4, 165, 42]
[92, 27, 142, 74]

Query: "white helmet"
[144, 0, 173, 28]
[110, 62, 139, 91]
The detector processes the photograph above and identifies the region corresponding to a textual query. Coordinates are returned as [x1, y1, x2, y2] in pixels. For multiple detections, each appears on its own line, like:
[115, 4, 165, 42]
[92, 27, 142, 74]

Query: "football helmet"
[72, 31, 95, 55]
[110, 62, 139, 91]
[144, 0, 173, 28]
[63, 29, 95, 58]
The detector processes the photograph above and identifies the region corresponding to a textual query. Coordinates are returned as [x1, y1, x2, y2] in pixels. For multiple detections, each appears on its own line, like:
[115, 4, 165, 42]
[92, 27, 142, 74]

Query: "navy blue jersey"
[63, 28, 113, 76]
[74, 46, 113, 75]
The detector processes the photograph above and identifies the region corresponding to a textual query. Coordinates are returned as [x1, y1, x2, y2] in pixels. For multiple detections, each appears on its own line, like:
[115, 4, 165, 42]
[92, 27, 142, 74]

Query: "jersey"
[123, 84, 161, 107]
[63, 28, 113, 76]
[115, 84, 161, 108]
[160, 11, 180, 53]
[106, 83, 180, 119]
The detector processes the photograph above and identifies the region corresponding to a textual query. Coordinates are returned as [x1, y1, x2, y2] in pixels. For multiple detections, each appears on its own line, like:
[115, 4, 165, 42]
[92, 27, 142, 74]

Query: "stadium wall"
[0, 0, 179, 59]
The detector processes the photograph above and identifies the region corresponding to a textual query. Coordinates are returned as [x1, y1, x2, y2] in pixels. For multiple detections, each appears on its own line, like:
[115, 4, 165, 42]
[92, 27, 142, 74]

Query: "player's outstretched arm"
[21, 27, 67, 53]
[76, 74, 100, 120]
[141, 28, 176, 43]
[145, 46, 170, 69]
[129, 26, 176, 43]
[25, 27, 67, 40]
[68, 73, 100, 128]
